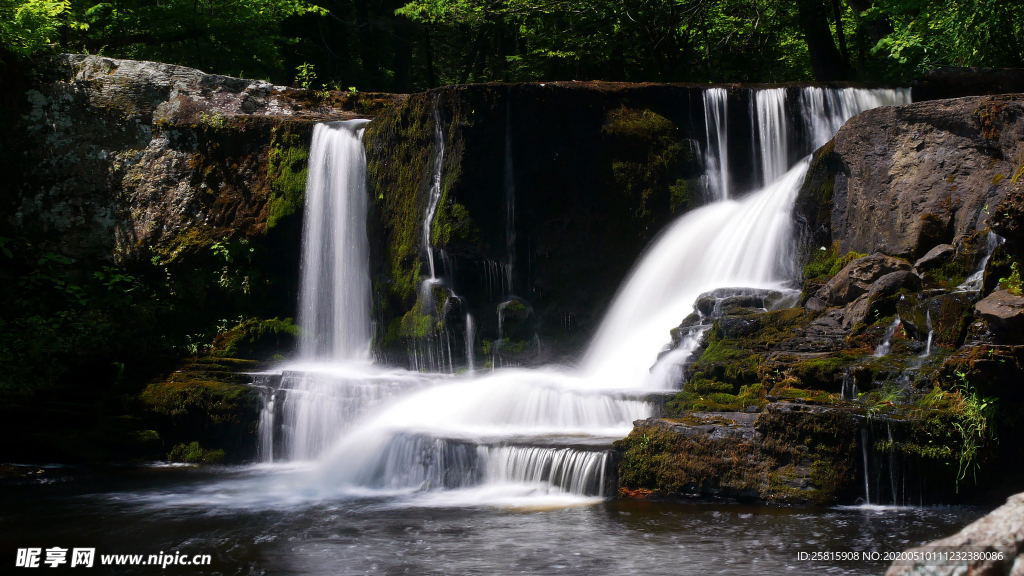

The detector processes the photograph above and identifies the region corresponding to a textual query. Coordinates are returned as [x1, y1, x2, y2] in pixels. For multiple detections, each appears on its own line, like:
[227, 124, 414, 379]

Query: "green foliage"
[867, 0, 1024, 79]
[398, 0, 814, 83]
[0, 238, 169, 394]
[167, 441, 225, 464]
[0, 0, 84, 57]
[1000, 262, 1022, 296]
[3, 0, 1021, 89]
[804, 242, 867, 279]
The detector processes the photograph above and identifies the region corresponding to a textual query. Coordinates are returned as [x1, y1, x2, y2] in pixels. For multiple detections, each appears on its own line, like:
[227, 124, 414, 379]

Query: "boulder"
[804, 297, 828, 314]
[795, 95, 1024, 260]
[869, 270, 923, 299]
[886, 492, 1024, 576]
[914, 244, 955, 270]
[815, 253, 913, 305]
[976, 291, 1024, 342]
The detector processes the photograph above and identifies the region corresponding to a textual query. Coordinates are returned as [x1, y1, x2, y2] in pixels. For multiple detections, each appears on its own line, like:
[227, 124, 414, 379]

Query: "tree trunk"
[796, 0, 849, 81]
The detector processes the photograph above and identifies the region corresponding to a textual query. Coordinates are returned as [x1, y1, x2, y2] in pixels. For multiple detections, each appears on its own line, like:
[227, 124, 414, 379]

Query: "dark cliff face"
[363, 82, 879, 366]
[365, 82, 708, 364]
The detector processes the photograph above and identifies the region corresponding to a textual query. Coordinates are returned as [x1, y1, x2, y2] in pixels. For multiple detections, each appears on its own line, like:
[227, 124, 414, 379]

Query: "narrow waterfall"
[423, 107, 445, 280]
[755, 88, 789, 185]
[503, 99, 517, 295]
[257, 85, 912, 501]
[297, 120, 372, 361]
[702, 88, 731, 201]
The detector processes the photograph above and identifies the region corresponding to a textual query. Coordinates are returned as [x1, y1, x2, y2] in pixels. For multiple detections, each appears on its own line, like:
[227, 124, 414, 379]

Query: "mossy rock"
[212, 317, 298, 360]
[167, 441, 226, 465]
[138, 358, 262, 461]
[616, 404, 862, 505]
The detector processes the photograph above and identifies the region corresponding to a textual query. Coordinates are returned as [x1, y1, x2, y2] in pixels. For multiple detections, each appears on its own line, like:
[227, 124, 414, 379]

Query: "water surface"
[1, 465, 986, 575]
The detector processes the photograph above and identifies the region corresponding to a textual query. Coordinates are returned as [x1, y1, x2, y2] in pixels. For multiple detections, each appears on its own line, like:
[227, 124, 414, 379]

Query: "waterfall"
[250, 86, 913, 504]
[702, 88, 731, 201]
[920, 311, 934, 358]
[581, 162, 810, 388]
[423, 107, 445, 280]
[800, 87, 910, 149]
[297, 120, 372, 361]
[503, 100, 517, 295]
[755, 88, 789, 185]
[465, 314, 475, 374]
[874, 315, 902, 357]
[958, 232, 1004, 292]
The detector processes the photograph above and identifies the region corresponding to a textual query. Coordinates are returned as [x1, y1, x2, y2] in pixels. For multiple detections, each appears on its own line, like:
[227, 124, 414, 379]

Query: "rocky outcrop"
[5, 54, 400, 262]
[976, 291, 1024, 341]
[886, 492, 1024, 576]
[816, 253, 913, 305]
[616, 404, 862, 505]
[796, 95, 1024, 261]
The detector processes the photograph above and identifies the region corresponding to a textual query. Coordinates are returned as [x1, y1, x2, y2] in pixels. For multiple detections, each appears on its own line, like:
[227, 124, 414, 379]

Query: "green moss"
[617, 404, 860, 505]
[431, 202, 480, 247]
[212, 317, 298, 360]
[364, 93, 468, 301]
[790, 354, 858, 389]
[167, 441, 226, 464]
[803, 242, 867, 279]
[602, 107, 691, 224]
[266, 126, 309, 230]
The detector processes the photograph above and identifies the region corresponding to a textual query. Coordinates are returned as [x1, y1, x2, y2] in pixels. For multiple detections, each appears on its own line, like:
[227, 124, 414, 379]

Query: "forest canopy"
[1, 0, 1023, 92]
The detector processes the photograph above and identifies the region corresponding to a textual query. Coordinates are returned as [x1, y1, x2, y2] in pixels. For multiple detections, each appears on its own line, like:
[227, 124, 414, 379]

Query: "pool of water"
[0, 464, 988, 575]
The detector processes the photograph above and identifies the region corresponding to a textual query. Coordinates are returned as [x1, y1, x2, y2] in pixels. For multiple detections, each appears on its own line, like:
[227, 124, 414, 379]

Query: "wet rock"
[773, 310, 849, 353]
[912, 66, 1024, 101]
[898, 292, 976, 346]
[886, 491, 1024, 576]
[805, 297, 828, 314]
[815, 253, 913, 305]
[914, 244, 955, 270]
[871, 270, 924, 298]
[9, 54, 390, 262]
[694, 288, 789, 317]
[976, 291, 1024, 342]
[615, 403, 861, 505]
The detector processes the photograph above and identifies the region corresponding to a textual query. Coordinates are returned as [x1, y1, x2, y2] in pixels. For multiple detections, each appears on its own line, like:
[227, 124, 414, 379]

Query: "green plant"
[1000, 262, 1022, 295]
[198, 111, 226, 128]
[804, 242, 866, 279]
[950, 371, 998, 488]
[295, 62, 317, 90]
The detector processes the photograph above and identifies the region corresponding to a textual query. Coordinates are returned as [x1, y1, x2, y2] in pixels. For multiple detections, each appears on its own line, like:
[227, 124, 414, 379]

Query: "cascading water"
[702, 88, 731, 201]
[755, 88, 790, 186]
[874, 315, 902, 357]
[297, 120, 372, 361]
[423, 107, 445, 281]
[250, 85, 912, 503]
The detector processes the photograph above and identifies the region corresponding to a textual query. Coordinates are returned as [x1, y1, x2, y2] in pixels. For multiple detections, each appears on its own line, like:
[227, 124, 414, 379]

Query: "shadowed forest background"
[2, 0, 1023, 91]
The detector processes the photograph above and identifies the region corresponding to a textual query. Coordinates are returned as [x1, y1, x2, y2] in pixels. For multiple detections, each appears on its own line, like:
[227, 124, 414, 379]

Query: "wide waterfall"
[253, 86, 911, 503]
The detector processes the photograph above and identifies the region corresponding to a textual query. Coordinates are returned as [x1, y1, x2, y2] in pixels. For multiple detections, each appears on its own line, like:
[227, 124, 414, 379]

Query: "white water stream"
[253, 87, 910, 506]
